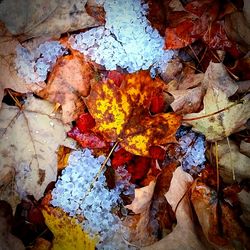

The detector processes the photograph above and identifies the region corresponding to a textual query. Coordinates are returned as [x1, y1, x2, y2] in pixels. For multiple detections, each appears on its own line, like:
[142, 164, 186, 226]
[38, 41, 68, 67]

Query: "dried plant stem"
[215, 141, 220, 193]
[84, 141, 119, 198]
[226, 137, 235, 181]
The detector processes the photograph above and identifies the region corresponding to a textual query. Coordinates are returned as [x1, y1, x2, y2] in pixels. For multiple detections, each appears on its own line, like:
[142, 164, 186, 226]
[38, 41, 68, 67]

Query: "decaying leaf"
[0, 0, 99, 41]
[143, 167, 205, 250]
[126, 180, 156, 214]
[183, 62, 250, 141]
[0, 200, 25, 250]
[0, 96, 72, 206]
[31, 237, 51, 250]
[237, 189, 250, 227]
[191, 180, 249, 248]
[211, 139, 250, 183]
[0, 22, 29, 107]
[42, 206, 96, 250]
[86, 71, 182, 156]
[38, 50, 95, 123]
[225, 0, 250, 51]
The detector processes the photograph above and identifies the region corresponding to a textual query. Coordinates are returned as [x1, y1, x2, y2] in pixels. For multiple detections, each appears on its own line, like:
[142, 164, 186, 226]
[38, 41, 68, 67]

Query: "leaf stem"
[84, 141, 119, 198]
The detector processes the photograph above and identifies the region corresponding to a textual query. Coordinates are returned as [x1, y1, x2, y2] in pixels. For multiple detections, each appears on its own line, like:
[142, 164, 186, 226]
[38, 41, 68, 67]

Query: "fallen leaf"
[38, 50, 95, 123]
[143, 167, 206, 250]
[123, 180, 158, 247]
[31, 237, 51, 250]
[191, 180, 249, 248]
[184, 68, 250, 141]
[170, 86, 204, 114]
[165, 0, 219, 49]
[240, 140, 250, 157]
[111, 147, 134, 169]
[225, 0, 250, 51]
[0, 200, 25, 250]
[42, 206, 96, 250]
[67, 127, 108, 149]
[0, 0, 99, 41]
[86, 71, 182, 156]
[237, 189, 250, 227]
[0, 96, 72, 205]
[0, 22, 29, 107]
[126, 180, 156, 214]
[211, 139, 250, 183]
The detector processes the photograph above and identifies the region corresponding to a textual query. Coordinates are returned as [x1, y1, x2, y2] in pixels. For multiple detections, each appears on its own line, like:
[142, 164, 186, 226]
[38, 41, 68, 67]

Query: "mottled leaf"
[86, 71, 182, 156]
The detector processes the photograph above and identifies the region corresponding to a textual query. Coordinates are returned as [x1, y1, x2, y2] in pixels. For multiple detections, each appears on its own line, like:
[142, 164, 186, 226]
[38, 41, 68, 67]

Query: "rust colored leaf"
[67, 127, 107, 149]
[86, 71, 182, 156]
[76, 113, 96, 133]
[38, 50, 95, 123]
[111, 147, 134, 169]
[191, 180, 250, 248]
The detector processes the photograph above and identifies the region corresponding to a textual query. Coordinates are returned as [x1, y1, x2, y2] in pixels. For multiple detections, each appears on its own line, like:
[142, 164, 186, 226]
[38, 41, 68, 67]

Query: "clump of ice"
[51, 148, 133, 249]
[70, 0, 173, 74]
[15, 41, 66, 83]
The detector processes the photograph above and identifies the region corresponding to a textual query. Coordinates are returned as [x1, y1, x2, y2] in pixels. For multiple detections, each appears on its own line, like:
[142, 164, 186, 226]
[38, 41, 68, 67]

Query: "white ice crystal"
[70, 0, 173, 73]
[51, 149, 132, 249]
[15, 41, 66, 83]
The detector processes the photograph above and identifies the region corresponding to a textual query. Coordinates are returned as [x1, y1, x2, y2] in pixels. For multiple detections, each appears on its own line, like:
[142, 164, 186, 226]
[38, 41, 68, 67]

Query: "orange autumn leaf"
[38, 50, 95, 123]
[86, 71, 182, 156]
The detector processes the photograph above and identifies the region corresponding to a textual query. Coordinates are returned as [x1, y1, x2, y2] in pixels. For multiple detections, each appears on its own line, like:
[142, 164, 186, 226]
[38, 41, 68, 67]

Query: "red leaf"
[111, 147, 134, 169]
[127, 157, 151, 183]
[107, 70, 125, 87]
[67, 127, 107, 148]
[76, 113, 96, 133]
[149, 146, 166, 160]
[150, 94, 165, 114]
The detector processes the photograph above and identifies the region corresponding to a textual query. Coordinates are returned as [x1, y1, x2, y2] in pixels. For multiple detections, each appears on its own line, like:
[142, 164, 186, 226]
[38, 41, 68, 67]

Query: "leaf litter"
[0, 0, 250, 249]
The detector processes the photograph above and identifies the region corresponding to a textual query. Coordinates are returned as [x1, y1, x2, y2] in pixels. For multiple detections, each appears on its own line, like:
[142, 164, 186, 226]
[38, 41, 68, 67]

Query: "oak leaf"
[38, 50, 95, 123]
[42, 206, 96, 250]
[86, 71, 182, 156]
[0, 96, 72, 206]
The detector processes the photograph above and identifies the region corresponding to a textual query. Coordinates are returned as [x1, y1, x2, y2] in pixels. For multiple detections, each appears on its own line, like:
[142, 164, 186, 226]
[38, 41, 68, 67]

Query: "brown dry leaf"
[0, 0, 99, 41]
[38, 50, 95, 123]
[191, 180, 249, 248]
[183, 74, 249, 141]
[126, 180, 156, 214]
[0, 96, 72, 208]
[240, 140, 250, 157]
[123, 180, 157, 247]
[237, 189, 250, 227]
[225, 0, 250, 50]
[0, 22, 29, 107]
[211, 139, 250, 183]
[143, 167, 206, 250]
[31, 238, 51, 250]
[170, 86, 204, 114]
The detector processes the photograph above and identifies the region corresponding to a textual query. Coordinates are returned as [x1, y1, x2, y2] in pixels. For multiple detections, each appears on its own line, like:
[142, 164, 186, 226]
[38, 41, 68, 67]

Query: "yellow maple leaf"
[86, 71, 182, 156]
[42, 207, 97, 250]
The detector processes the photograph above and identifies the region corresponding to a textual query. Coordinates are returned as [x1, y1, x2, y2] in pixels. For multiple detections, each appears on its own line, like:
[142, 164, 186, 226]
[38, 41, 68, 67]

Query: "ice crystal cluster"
[15, 41, 66, 83]
[70, 0, 173, 74]
[177, 127, 206, 174]
[51, 149, 130, 248]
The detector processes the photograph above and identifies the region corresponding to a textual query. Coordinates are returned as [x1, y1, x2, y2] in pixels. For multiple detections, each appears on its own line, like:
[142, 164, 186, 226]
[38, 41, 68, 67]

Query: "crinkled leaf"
[86, 71, 182, 156]
[143, 167, 205, 250]
[191, 180, 249, 248]
[38, 50, 95, 123]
